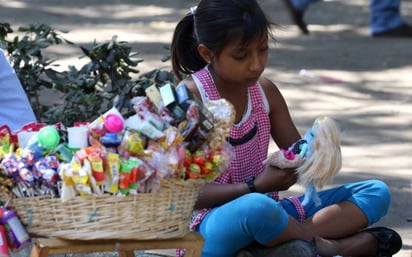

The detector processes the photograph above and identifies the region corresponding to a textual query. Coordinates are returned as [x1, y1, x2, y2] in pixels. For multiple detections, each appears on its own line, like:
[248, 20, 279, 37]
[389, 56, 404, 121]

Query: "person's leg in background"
[282, 0, 320, 34]
[370, 0, 412, 37]
[282, 0, 412, 37]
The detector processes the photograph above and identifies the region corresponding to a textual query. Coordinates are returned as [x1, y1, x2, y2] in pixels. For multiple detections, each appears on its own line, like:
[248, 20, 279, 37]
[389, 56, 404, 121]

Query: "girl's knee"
[356, 179, 392, 224]
[367, 179, 391, 203]
[231, 193, 289, 242]
[233, 193, 286, 223]
[372, 179, 391, 210]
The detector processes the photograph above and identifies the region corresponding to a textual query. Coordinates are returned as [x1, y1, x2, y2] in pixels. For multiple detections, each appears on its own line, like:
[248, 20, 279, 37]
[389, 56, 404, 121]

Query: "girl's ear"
[197, 44, 213, 64]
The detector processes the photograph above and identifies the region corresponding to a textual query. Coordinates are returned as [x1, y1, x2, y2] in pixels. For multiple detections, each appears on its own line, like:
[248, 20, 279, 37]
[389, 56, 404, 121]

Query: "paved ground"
[1, 0, 411, 256]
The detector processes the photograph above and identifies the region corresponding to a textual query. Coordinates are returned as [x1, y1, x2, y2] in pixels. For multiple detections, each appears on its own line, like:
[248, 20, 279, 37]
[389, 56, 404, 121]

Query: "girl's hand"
[254, 165, 298, 193]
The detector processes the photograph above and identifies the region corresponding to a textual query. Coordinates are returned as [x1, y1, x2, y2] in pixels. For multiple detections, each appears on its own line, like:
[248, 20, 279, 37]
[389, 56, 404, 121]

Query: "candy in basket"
[0, 83, 236, 240]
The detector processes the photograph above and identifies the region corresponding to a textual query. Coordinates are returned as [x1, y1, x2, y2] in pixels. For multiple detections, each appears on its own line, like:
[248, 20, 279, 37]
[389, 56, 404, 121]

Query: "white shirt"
[0, 49, 37, 131]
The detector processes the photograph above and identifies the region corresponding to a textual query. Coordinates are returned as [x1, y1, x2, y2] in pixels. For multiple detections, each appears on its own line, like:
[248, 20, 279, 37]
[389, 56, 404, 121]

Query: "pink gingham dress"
[176, 67, 279, 257]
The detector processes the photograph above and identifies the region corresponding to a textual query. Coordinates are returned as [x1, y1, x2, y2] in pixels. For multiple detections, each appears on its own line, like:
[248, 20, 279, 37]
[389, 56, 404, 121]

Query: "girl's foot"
[362, 227, 402, 257]
[315, 227, 402, 257]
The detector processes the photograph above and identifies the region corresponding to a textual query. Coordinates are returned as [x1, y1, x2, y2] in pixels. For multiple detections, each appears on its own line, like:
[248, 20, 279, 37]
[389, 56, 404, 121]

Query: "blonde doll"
[266, 116, 342, 206]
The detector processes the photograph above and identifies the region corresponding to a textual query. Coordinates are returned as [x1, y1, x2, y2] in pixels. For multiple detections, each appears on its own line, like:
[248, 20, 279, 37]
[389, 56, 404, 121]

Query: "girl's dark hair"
[171, 0, 275, 81]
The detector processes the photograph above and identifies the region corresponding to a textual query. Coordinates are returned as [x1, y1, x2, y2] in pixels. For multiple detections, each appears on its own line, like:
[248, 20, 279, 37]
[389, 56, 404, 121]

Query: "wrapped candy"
[88, 152, 105, 185]
[0, 173, 14, 194]
[58, 163, 77, 202]
[118, 129, 146, 158]
[103, 152, 120, 193]
[205, 99, 236, 151]
[0, 83, 238, 198]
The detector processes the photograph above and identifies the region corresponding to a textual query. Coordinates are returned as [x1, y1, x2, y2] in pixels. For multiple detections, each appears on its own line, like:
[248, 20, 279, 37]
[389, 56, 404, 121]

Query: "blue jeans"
[289, 0, 404, 34]
[198, 179, 391, 257]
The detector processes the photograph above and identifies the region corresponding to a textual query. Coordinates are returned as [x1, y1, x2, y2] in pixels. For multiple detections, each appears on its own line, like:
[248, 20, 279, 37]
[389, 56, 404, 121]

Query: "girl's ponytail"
[171, 12, 207, 81]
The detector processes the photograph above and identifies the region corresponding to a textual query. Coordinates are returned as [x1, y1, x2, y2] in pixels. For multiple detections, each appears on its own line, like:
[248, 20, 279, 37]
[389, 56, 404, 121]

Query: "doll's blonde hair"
[296, 116, 342, 188]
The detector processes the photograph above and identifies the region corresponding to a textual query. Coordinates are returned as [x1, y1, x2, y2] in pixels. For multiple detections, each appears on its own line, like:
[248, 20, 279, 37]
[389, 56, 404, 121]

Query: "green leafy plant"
[45, 35, 143, 125]
[0, 23, 176, 126]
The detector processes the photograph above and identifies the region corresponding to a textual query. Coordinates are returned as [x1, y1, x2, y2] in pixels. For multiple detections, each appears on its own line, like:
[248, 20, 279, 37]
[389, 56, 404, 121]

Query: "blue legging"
[198, 179, 391, 257]
[289, 0, 403, 34]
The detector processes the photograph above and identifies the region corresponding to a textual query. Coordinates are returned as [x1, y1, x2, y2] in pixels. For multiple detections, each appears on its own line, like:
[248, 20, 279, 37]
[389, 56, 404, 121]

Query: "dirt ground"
[1, 0, 411, 256]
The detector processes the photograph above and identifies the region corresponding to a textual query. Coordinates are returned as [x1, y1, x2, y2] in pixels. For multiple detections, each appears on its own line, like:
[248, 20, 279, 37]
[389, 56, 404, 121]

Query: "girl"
[170, 0, 402, 256]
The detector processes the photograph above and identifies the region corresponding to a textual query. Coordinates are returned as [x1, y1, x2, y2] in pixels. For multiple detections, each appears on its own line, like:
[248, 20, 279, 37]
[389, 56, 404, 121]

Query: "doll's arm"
[264, 149, 304, 169]
[264, 138, 307, 168]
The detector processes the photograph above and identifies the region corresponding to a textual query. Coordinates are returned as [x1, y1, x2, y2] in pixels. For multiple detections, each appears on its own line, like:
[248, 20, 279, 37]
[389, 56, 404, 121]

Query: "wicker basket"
[4, 179, 204, 240]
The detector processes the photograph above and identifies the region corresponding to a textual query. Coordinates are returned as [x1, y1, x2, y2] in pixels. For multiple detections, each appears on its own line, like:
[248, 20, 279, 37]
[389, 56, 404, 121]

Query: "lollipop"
[37, 126, 60, 150]
[104, 114, 124, 133]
